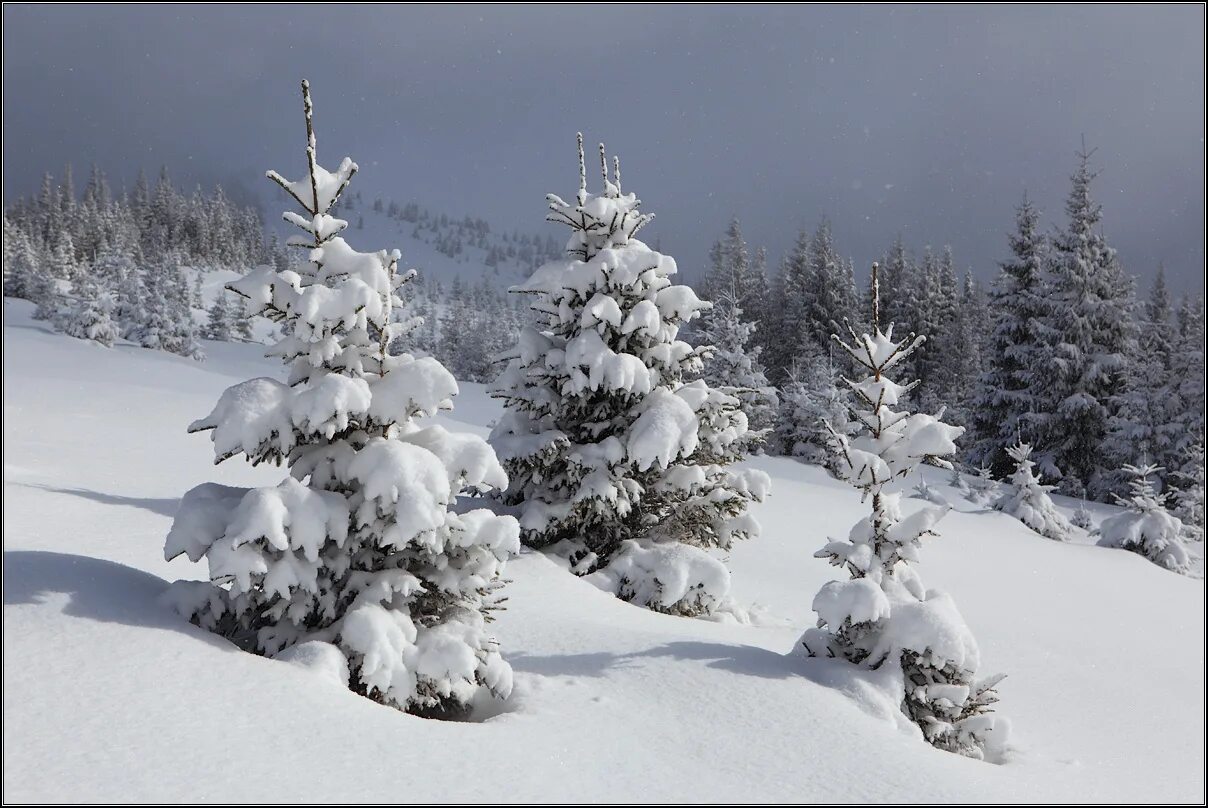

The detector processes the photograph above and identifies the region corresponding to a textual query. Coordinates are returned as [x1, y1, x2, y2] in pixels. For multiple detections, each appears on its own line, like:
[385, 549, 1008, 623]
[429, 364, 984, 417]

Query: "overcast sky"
[3, 4, 1204, 293]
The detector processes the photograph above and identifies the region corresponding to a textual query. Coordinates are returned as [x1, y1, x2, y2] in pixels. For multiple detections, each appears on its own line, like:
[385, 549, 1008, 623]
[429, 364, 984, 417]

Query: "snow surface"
[3, 298, 1204, 802]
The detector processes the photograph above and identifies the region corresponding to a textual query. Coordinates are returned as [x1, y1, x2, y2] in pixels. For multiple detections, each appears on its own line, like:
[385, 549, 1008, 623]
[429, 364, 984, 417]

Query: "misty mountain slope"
[297, 193, 562, 291]
[2, 298, 1203, 803]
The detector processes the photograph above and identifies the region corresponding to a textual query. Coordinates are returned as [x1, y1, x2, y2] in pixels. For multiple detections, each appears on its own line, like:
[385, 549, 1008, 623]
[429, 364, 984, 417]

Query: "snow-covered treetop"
[1112, 463, 1168, 512]
[544, 133, 652, 262]
[826, 264, 962, 492]
[1005, 441, 1044, 478]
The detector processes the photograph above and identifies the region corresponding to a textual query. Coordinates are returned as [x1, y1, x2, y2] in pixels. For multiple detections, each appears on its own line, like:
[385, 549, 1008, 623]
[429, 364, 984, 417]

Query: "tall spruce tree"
[163, 80, 518, 717]
[1038, 146, 1137, 498]
[765, 227, 813, 384]
[966, 197, 1052, 477]
[1168, 293, 1206, 526]
[804, 219, 859, 354]
[1103, 266, 1179, 492]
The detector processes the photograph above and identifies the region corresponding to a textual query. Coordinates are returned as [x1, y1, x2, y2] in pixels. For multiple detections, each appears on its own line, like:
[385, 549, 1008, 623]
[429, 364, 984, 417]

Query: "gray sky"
[3, 4, 1204, 293]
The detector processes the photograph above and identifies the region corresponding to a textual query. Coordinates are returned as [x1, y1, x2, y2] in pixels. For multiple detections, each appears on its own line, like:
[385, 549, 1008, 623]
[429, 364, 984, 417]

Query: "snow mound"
[588, 539, 731, 617]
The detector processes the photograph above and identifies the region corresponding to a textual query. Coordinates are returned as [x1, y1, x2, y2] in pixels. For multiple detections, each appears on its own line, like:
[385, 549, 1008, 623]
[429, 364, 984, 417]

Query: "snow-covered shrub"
[1095, 464, 1192, 575]
[587, 539, 730, 617]
[800, 262, 1008, 760]
[162, 81, 518, 717]
[490, 134, 769, 614]
[994, 442, 1073, 541]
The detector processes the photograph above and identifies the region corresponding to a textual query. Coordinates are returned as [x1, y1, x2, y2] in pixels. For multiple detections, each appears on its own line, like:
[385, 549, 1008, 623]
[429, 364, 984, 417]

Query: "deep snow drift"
[3, 298, 1204, 802]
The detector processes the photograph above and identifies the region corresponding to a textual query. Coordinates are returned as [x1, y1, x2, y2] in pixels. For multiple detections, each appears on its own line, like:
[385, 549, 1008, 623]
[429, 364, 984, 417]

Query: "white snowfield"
[3, 298, 1203, 803]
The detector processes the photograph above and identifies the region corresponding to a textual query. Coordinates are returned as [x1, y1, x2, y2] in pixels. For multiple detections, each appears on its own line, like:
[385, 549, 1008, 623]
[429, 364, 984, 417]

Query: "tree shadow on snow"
[507, 650, 635, 678]
[2, 551, 225, 649]
[629, 640, 801, 679]
[509, 640, 799, 681]
[15, 482, 179, 517]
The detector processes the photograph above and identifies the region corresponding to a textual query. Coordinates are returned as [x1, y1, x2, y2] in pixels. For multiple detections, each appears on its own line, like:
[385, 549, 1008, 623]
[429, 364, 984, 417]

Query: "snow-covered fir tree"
[803, 219, 859, 355]
[490, 134, 770, 616]
[1170, 442, 1204, 537]
[966, 466, 999, 508]
[993, 441, 1073, 541]
[800, 262, 1007, 760]
[764, 227, 814, 385]
[951, 269, 986, 427]
[1103, 266, 1179, 493]
[773, 347, 849, 469]
[1095, 464, 1191, 574]
[205, 290, 236, 341]
[145, 253, 204, 360]
[31, 266, 65, 322]
[4, 218, 40, 300]
[911, 247, 945, 413]
[1071, 498, 1094, 531]
[701, 217, 767, 329]
[1037, 146, 1137, 498]
[875, 235, 921, 379]
[695, 289, 778, 444]
[61, 273, 120, 347]
[162, 81, 519, 717]
[1167, 293, 1206, 521]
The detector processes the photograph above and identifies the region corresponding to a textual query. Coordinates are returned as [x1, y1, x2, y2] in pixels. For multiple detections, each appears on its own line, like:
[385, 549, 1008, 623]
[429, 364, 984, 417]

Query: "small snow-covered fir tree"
[773, 348, 849, 469]
[205, 290, 236, 341]
[800, 262, 1007, 760]
[165, 257, 205, 360]
[231, 283, 255, 341]
[1095, 464, 1192, 575]
[993, 442, 1073, 541]
[947, 466, 972, 499]
[490, 134, 769, 615]
[61, 273, 120, 347]
[966, 466, 999, 507]
[162, 81, 519, 717]
[1071, 498, 1094, 531]
[696, 289, 778, 445]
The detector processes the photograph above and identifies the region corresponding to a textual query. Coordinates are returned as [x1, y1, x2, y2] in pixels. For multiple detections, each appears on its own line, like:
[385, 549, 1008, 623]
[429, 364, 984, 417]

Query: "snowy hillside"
[3, 297, 1203, 803]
